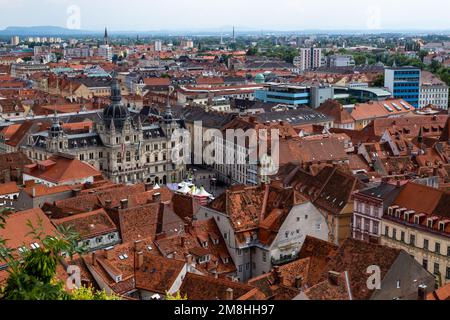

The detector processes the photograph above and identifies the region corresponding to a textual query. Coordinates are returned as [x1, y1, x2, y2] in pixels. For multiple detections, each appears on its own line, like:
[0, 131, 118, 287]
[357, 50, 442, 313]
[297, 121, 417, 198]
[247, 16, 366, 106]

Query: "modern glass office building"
[384, 66, 421, 108]
[255, 84, 311, 106]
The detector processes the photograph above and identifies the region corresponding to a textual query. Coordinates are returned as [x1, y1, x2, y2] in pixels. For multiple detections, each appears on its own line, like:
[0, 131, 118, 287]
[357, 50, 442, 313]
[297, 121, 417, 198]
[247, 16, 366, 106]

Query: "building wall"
[79, 231, 121, 252]
[352, 197, 383, 243]
[381, 219, 450, 287]
[419, 85, 449, 110]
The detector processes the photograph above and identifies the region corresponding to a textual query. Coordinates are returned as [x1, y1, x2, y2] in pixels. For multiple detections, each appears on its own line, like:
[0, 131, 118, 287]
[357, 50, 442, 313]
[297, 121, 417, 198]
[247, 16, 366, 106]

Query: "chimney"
[418, 284, 427, 301]
[328, 271, 341, 286]
[152, 192, 161, 202]
[225, 288, 234, 301]
[295, 276, 303, 289]
[120, 199, 128, 209]
[104, 247, 113, 260]
[134, 240, 144, 252]
[91, 252, 97, 266]
[136, 251, 144, 270]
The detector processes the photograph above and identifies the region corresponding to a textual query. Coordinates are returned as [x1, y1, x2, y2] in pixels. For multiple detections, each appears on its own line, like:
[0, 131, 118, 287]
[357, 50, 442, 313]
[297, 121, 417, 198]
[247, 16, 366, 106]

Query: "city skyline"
[1, 0, 450, 32]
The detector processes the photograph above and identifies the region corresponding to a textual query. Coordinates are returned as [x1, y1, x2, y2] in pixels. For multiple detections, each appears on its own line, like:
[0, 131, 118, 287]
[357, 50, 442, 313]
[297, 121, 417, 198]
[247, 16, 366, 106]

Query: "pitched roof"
[0, 208, 58, 249]
[320, 238, 402, 300]
[317, 100, 354, 124]
[179, 273, 260, 300]
[24, 155, 101, 184]
[134, 254, 185, 294]
[297, 236, 339, 286]
[0, 182, 19, 195]
[52, 208, 117, 239]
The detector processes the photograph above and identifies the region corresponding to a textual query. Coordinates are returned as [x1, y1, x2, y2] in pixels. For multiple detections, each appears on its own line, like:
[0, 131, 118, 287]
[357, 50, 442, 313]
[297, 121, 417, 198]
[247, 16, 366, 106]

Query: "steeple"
[49, 108, 62, 138]
[104, 27, 109, 45]
[163, 86, 174, 122]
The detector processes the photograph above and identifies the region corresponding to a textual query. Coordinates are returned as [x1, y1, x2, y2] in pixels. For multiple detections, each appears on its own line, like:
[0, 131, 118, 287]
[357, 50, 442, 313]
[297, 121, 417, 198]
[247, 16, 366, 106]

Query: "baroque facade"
[23, 77, 186, 185]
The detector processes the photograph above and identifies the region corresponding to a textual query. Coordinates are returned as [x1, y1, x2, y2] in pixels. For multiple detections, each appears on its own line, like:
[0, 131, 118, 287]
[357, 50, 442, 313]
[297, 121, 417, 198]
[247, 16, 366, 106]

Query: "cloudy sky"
[0, 0, 449, 31]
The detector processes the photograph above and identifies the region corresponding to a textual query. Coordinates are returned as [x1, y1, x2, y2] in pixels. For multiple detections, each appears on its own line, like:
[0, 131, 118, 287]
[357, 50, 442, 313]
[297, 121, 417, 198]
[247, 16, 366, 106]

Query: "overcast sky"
[1, 0, 449, 31]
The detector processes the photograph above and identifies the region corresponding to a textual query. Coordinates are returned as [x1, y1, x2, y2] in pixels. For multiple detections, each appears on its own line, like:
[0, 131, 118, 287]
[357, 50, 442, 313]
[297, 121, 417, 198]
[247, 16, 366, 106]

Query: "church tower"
[104, 27, 109, 45]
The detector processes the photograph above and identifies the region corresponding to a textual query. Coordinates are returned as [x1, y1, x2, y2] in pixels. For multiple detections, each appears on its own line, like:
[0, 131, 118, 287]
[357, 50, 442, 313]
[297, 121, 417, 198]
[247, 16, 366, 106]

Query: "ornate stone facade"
[23, 77, 186, 185]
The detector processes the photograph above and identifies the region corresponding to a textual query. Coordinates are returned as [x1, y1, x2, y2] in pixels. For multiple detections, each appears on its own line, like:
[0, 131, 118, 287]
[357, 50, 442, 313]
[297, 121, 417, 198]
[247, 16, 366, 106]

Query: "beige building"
[380, 182, 450, 288]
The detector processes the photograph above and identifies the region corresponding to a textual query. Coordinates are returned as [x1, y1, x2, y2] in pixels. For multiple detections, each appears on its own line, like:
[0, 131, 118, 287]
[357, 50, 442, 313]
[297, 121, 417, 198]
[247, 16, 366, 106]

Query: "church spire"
[104, 27, 109, 45]
[163, 86, 174, 122]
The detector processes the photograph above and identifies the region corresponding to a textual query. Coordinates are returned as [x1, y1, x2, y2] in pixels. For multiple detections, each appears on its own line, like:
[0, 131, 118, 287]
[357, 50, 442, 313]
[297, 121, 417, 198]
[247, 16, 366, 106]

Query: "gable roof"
[24, 155, 101, 184]
[134, 254, 185, 294]
[52, 208, 117, 239]
[179, 273, 260, 300]
[0, 208, 58, 249]
[320, 238, 402, 300]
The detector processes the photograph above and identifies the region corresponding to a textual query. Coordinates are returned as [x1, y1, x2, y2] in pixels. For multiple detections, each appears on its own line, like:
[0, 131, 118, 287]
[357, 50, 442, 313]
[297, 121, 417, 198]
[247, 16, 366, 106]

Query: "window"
[117, 152, 122, 163]
[79, 154, 85, 161]
[238, 265, 243, 272]
[262, 251, 267, 263]
[373, 222, 379, 234]
[434, 263, 440, 275]
[424, 239, 429, 251]
[423, 259, 428, 270]
[447, 246, 450, 257]
[364, 220, 370, 232]
[392, 228, 397, 240]
[126, 151, 131, 162]
[435, 242, 441, 254]
[385, 226, 389, 236]
[400, 231, 405, 242]
[446, 267, 450, 280]
[410, 234, 416, 246]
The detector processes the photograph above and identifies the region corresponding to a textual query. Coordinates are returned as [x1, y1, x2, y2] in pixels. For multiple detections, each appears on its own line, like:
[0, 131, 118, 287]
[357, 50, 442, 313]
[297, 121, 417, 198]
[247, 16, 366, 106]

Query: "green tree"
[165, 291, 187, 300]
[71, 286, 120, 300]
[373, 74, 385, 87]
[0, 216, 117, 300]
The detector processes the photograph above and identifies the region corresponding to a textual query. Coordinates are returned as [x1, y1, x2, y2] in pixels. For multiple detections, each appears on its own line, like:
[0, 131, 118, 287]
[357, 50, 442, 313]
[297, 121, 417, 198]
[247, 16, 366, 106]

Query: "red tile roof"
[0, 182, 19, 196]
[179, 273, 261, 300]
[52, 208, 117, 239]
[0, 208, 58, 249]
[134, 254, 185, 294]
[24, 155, 102, 184]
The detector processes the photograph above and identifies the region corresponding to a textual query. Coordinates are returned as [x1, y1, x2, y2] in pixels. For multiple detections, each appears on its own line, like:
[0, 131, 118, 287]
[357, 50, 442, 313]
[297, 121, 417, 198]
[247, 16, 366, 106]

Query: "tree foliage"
[0, 216, 117, 300]
[165, 291, 187, 300]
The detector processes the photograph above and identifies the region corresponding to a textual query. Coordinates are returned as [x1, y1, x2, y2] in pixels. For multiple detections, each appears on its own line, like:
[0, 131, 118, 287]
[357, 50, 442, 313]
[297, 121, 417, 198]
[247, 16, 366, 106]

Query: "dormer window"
[427, 219, 434, 229]
[30, 242, 40, 250]
[198, 255, 210, 264]
[438, 222, 446, 232]
[202, 241, 208, 248]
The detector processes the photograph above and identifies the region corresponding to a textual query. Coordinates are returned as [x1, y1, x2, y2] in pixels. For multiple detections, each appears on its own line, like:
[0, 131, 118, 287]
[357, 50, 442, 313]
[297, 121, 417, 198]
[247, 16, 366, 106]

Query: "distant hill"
[0, 26, 99, 36]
